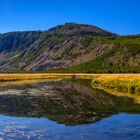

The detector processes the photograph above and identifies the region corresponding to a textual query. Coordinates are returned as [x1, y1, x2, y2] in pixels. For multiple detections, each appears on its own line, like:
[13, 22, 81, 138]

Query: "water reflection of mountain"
[0, 80, 140, 126]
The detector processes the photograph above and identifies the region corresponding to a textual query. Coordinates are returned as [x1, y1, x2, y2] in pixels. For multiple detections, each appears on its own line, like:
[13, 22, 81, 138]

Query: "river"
[0, 79, 139, 140]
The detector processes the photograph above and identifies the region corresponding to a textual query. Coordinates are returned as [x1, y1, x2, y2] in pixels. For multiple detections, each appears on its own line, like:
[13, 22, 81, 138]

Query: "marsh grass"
[0, 73, 72, 82]
[92, 75, 140, 103]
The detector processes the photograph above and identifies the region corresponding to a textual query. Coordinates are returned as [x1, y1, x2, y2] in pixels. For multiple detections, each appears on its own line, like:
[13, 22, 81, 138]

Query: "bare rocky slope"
[0, 23, 139, 72]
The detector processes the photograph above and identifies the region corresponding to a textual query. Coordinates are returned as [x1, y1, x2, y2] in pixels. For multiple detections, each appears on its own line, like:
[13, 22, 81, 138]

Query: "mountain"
[0, 23, 140, 73]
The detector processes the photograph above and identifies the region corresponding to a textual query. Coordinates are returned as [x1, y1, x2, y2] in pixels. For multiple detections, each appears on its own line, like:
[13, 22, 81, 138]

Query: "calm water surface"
[0, 79, 139, 140]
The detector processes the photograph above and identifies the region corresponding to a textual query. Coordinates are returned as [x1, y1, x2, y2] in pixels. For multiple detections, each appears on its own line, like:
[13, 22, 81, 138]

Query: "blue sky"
[0, 0, 139, 34]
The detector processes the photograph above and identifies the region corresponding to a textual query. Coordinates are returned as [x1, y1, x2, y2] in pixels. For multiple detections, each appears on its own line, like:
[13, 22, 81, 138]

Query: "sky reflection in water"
[0, 114, 140, 140]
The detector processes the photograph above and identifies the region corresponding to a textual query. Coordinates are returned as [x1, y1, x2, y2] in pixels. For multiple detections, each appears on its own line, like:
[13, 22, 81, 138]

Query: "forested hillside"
[0, 23, 140, 73]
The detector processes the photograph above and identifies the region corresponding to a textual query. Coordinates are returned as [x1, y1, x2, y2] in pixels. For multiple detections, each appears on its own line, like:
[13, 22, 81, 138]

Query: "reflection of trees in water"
[0, 81, 139, 125]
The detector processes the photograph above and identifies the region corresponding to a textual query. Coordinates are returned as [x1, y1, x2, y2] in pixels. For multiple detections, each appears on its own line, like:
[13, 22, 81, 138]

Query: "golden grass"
[0, 73, 105, 82]
[0, 73, 73, 81]
[0, 73, 140, 81]
[92, 74, 140, 103]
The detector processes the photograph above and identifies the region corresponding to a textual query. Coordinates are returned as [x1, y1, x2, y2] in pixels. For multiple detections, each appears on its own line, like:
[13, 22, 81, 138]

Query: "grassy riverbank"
[92, 74, 140, 103]
[1, 73, 140, 81]
[0, 73, 75, 82]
